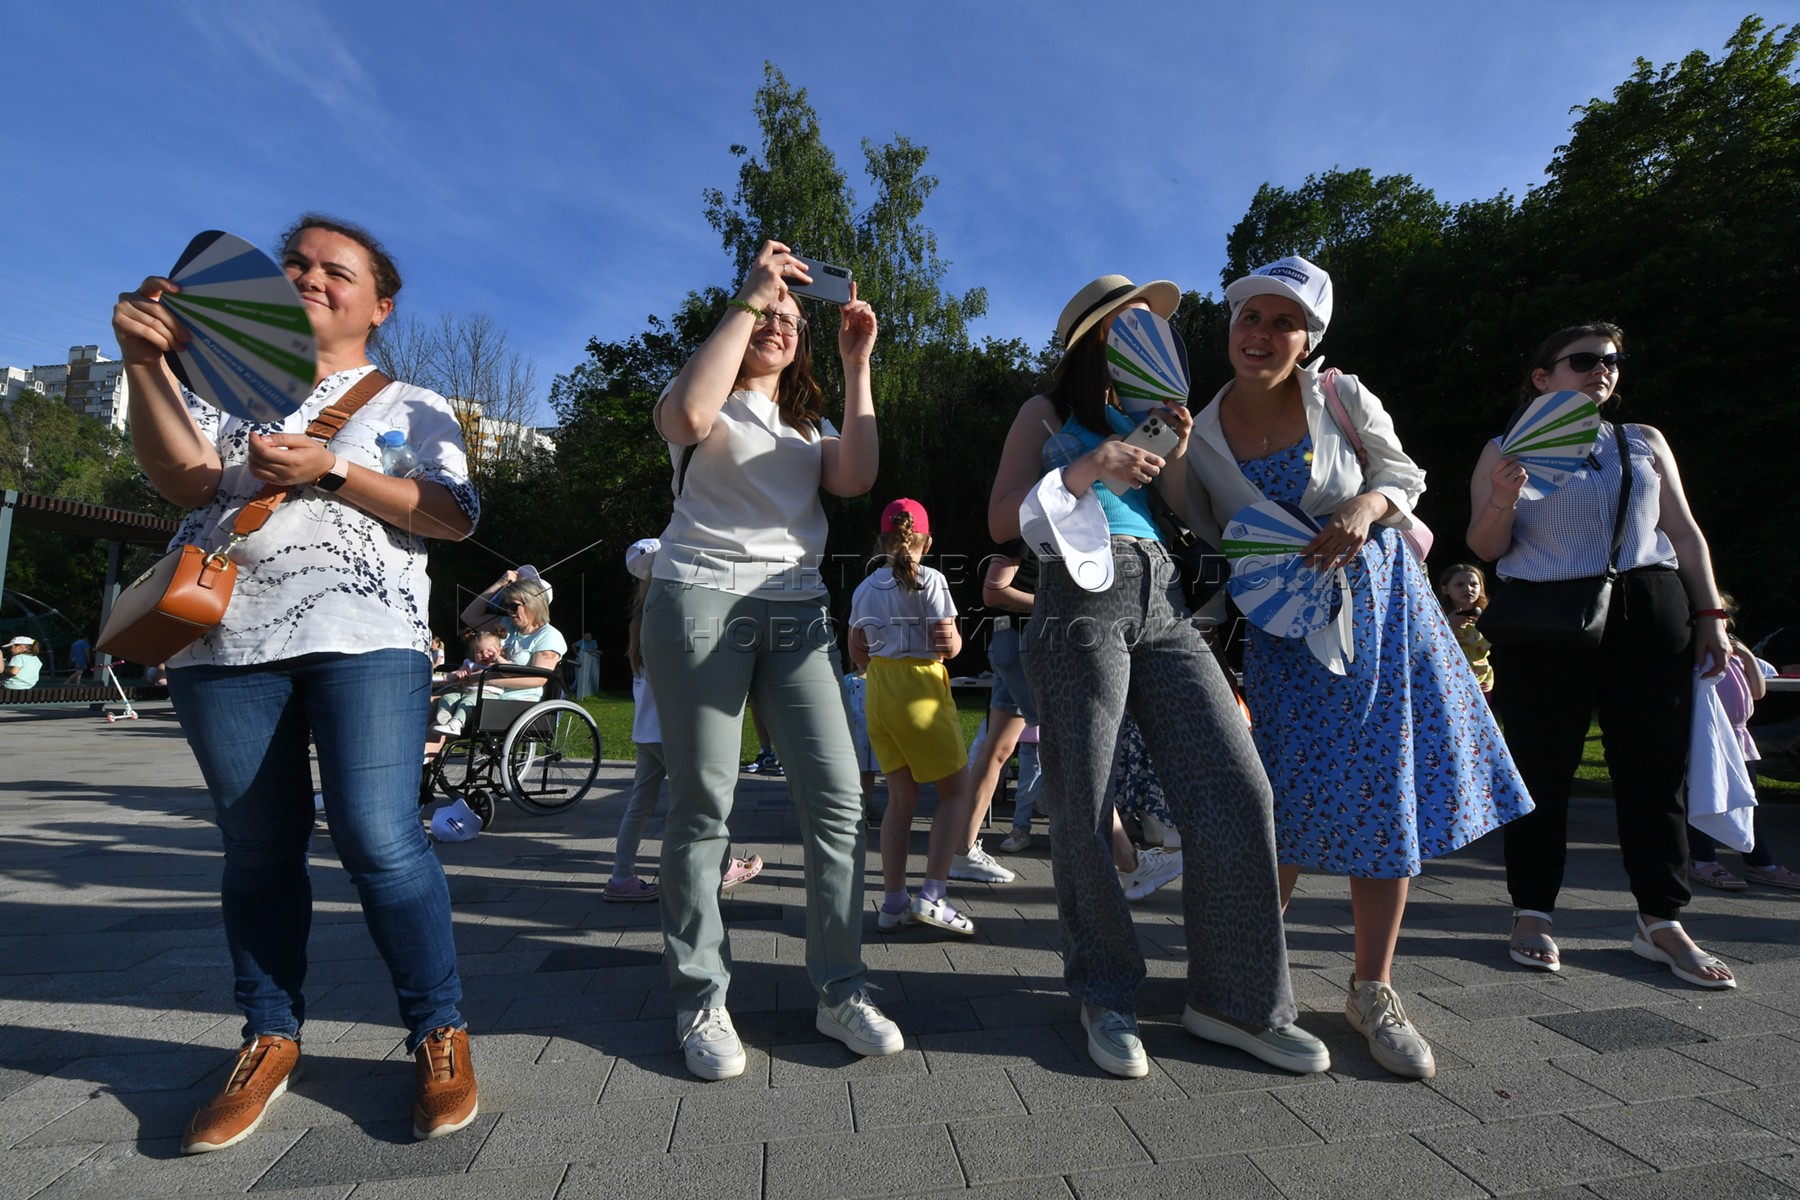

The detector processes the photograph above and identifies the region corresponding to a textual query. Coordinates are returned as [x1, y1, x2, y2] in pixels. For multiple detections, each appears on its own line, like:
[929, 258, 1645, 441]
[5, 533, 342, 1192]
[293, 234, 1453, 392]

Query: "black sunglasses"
[1554, 351, 1629, 373]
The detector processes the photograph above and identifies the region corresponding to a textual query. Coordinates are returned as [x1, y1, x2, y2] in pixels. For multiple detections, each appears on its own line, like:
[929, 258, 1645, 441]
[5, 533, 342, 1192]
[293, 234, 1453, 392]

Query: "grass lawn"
[584, 691, 1797, 800]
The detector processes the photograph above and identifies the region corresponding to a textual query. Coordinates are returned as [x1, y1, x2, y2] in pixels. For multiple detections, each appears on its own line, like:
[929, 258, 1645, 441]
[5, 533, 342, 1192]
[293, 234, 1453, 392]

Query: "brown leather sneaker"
[413, 1025, 479, 1140]
[181, 1034, 301, 1154]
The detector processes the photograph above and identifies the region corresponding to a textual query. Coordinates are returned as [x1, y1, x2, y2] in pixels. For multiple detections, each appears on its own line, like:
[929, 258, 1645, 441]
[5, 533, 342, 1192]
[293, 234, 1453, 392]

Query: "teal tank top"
[1041, 409, 1161, 541]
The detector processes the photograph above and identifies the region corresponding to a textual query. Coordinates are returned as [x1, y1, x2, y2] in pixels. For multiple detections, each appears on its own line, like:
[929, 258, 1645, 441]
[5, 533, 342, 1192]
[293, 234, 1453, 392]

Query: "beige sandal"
[1631, 916, 1735, 989]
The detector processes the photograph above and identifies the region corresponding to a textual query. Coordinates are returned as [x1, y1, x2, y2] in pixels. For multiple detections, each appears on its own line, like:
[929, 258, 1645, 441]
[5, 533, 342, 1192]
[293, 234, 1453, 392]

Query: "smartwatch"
[314, 453, 350, 492]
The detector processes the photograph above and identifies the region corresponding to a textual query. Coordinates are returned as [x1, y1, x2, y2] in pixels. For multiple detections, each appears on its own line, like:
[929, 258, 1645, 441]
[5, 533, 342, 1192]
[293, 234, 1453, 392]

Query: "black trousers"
[1491, 567, 1694, 919]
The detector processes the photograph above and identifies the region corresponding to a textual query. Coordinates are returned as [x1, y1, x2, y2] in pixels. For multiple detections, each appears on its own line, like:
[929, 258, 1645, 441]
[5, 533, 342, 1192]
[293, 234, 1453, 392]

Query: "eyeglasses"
[1553, 351, 1629, 373]
[756, 311, 807, 336]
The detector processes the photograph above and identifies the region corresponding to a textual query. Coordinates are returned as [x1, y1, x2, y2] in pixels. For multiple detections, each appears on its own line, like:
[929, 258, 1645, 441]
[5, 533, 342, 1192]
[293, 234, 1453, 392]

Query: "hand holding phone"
[1121, 413, 1179, 458]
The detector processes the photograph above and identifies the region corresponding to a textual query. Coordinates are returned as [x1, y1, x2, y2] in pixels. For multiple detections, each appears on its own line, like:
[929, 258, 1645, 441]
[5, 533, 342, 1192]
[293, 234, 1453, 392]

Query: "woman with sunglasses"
[642, 240, 903, 1080]
[1469, 322, 1735, 988]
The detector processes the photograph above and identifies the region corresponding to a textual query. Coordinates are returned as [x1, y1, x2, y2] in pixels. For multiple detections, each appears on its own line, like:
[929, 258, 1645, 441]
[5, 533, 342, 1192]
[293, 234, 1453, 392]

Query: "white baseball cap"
[1019, 471, 1114, 593]
[624, 538, 661, 580]
[1225, 255, 1334, 351]
[429, 798, 483, 843]
[6, 636, 32, 647]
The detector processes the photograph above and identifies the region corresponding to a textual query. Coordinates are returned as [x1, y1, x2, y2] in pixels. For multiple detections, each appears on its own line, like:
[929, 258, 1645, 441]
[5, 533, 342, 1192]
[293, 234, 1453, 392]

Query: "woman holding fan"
[989, 274, 1327, 1082]
[1469, 322, 1735, 988]
[110, 214, 482, 1150]
[1185, 256, 1530, 1079]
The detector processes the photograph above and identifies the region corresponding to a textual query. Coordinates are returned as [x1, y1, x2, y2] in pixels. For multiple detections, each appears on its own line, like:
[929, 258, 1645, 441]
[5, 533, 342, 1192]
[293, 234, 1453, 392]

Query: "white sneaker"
[1345, 978, 1436, 1080]
[676, 1007, 746, 1080]
[817, 990, 903, 1056]
[999, 828, 1032, 854]
[1119, 847, 1182, 901]
[950, 838, 1016, 883]
[430, 717, 463, 736]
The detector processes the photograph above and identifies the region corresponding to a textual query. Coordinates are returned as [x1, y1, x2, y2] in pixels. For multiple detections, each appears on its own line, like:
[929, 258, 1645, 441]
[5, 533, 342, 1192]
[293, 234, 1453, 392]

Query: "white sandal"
[1509, 909, 1560, 972]
[1631, 915, 1735, 989]
[910, 893, 975, 936]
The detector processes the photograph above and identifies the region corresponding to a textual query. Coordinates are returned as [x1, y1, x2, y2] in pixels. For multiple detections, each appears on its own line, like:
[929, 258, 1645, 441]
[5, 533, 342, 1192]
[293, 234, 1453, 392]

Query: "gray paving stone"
[598, 1049, 771, 1101]
[950, 1107, 1150, 1184]
[1712, 1086, 1800, 1141]
[32, 1131, 305, 1199]
[1557, 1046, 1752, 1103]
[769, 1040, 927, 1086]
[1677, 1032, 1800, 1086]
[252, 1117, 498, 1189]
[473, 1057, 613, 1112]
[1423, 1059, 1622, 1122]
[918, 1023, 1080, 1074]
[1569, 1096, 1796, 1171]
[1524, 975, 1691, 1012]
[1416, 1113, 1655, 1195]
[1003, 1059, 1182, 1113]
[1659, 997, 1800, 1041]
[1272, 1076, 1478, 1141]
[1068, 1153, 1285, 1198]
[0, 1092, 88, 1149]
[347, 1164, 565, 1198]
[1148, 1028, 1335, 1097]
[852, 1067, 1024, 1130]
[668, 1078, 850, 1149]
[1427, 1014, 1601, 1067]
[1422, 982, 1581, 1021]
[470, 1098, 677, 1169]
[1585, 1159, 1800, 1198]
[1753, 1152, 1800, 1191]
[555, 1143, 761, 1200]
[1533, 1006, 1711, 1054]
[0, 1144, 98, 1200]
[1118, 1090, 1319, 1161]
[764, 1123, 965, 1198]
[1251, 1131, 1486, 1199]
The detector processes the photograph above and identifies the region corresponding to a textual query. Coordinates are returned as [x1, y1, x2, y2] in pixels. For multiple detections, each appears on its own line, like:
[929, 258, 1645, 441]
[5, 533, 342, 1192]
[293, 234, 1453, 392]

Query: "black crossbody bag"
[1479, 422, 1633, 650]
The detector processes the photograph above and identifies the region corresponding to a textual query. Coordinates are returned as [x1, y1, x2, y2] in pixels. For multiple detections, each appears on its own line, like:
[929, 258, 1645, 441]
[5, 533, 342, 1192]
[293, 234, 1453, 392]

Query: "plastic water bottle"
[377, 430, 424, 479]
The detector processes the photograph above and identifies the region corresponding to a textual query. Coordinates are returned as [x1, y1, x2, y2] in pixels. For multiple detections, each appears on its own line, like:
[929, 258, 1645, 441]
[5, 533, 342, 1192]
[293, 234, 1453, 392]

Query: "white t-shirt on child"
[850, 565, 957, 660]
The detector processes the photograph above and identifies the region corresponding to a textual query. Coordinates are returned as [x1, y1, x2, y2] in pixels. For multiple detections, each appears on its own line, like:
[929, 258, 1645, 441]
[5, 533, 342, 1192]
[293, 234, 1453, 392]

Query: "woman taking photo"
[1469, 322, 1735, 988]
[643, 240, 903, 1080]
[111, 215, 481, 1150]
[989, 274, 1326, 1081]
[1185, 256, 1531, 1079]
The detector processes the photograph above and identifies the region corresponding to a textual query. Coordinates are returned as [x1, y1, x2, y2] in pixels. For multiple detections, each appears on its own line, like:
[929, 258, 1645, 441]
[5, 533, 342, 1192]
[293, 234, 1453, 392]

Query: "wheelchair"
[423, 665, 601, 831]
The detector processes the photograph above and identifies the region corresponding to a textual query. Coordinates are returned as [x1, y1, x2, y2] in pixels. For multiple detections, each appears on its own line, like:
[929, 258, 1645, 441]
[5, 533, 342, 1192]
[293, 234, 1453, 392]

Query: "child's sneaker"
[1119, 847, 1182, 901]
[950, 838, 1016, 883]
[603, 877, 658, 903]
[998, 828, 1032, 854]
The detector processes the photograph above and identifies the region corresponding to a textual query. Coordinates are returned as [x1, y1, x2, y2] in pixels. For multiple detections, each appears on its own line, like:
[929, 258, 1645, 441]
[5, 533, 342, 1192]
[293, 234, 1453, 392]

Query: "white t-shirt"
[501, 622, 567, 701]
[850, 565, 957, 660]
[631, 669, 661, 745]
[167, 366, 479, 668]
[654, 388, 838, 599]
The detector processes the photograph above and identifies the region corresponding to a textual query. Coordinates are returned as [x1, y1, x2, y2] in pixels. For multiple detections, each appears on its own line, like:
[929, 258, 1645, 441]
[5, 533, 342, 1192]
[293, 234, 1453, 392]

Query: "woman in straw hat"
[1184, 255, 1531, 1079]
[988, 275, 1327, 1081]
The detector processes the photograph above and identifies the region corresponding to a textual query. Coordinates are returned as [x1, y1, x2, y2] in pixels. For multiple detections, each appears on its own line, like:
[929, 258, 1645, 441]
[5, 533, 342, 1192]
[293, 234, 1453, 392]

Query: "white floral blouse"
[165, 365, 480, 668]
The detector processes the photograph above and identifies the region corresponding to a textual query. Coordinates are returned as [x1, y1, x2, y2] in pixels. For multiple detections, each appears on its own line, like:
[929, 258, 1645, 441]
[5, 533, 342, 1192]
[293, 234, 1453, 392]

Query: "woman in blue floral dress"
[1183, 256, 1532, 1080]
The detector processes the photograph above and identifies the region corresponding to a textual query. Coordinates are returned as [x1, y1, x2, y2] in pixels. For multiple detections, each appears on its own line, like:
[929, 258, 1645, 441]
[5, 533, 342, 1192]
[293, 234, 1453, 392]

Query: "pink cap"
[880, 497, 930, 536]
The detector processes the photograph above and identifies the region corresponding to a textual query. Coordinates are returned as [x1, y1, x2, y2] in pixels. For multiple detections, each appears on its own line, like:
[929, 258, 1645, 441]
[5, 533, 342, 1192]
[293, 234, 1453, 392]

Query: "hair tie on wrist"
[1690, 607, 1727, 625]
[726, 298, 763, 320]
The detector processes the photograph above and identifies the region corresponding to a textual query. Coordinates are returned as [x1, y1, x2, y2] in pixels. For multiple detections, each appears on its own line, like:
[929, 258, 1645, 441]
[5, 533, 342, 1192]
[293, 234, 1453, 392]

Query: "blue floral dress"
[1239, 437, 1532, 877]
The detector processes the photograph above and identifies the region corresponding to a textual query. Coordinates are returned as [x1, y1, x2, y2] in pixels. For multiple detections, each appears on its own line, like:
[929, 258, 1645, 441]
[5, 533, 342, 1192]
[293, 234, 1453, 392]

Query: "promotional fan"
[1106, 308, 1190, 414]
[1498, 389, 1602, 500]
[1223, 500, 1343, 638]
[161, 231, 318, 422]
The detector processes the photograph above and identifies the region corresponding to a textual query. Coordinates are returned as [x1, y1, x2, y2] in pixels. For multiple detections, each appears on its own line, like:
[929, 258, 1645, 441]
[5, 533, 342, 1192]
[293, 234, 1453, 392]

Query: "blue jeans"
[168, 650, 463, 1051]
[989, 621, 1043, 830]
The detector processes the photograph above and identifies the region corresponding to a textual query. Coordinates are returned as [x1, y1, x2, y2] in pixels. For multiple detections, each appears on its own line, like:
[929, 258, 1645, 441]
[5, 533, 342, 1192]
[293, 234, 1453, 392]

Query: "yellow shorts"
[865, 656, 967, 784]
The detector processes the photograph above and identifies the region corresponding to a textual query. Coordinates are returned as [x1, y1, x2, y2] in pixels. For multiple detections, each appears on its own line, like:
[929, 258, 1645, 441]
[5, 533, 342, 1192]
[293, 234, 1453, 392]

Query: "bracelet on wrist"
[725, 298, 763, 320]
[1690, 607, 1728, 625]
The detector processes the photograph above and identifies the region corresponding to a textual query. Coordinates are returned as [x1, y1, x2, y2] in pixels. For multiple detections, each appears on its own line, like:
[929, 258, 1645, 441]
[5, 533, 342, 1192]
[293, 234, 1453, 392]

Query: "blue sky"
[0, 2, 1762, 423]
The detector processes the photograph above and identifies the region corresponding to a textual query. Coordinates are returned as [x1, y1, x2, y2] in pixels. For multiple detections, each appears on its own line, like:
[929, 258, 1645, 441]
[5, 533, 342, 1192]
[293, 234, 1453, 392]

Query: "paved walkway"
[3, 702, 1800, 1199]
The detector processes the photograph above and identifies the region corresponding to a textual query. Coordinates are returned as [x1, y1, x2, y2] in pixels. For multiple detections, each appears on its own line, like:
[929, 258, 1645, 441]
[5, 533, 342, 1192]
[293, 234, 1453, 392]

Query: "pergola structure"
[0, 489, 177, 641]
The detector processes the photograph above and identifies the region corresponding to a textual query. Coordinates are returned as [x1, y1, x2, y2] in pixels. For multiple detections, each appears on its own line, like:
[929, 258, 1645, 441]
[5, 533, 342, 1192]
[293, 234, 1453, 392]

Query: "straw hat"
[1055, 275, 1179, 368]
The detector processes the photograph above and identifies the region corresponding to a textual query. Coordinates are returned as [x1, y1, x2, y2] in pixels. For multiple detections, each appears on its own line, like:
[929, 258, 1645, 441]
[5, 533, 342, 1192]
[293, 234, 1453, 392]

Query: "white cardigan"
[1185, 362, 1427, 671]
[1185, 362, 1425, 543]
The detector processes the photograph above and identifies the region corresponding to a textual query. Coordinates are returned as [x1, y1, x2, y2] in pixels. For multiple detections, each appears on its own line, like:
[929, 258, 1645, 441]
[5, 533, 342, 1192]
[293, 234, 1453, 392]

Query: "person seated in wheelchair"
[459, 569, 567, 705]
[430, 629, 506, 737]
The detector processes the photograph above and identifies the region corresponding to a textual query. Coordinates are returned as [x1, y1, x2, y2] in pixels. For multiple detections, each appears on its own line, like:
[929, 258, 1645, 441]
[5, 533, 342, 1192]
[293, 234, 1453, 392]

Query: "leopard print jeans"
[1025, 537, 1296, 1028]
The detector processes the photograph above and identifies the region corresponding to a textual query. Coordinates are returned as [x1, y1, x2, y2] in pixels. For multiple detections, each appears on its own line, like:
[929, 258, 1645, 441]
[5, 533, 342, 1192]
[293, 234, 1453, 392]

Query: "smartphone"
[789, 254, 854, 305]
[1122, 413, 1179, 458]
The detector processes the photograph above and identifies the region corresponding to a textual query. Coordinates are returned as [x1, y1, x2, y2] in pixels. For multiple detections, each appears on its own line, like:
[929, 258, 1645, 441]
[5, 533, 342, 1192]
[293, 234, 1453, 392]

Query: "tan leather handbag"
[99, 371, 392, 664]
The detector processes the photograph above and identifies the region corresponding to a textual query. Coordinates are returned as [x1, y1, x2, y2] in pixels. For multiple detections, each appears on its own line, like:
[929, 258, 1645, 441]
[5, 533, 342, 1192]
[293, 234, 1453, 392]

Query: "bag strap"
[1603, 421, 1634, 570]
[1319, 368, 1368, 466]
[230, 368, 393, 538]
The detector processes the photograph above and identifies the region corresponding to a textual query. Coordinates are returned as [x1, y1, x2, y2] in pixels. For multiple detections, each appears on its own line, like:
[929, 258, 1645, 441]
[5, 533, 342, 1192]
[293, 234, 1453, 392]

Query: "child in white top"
[849, 499, 976, 935]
